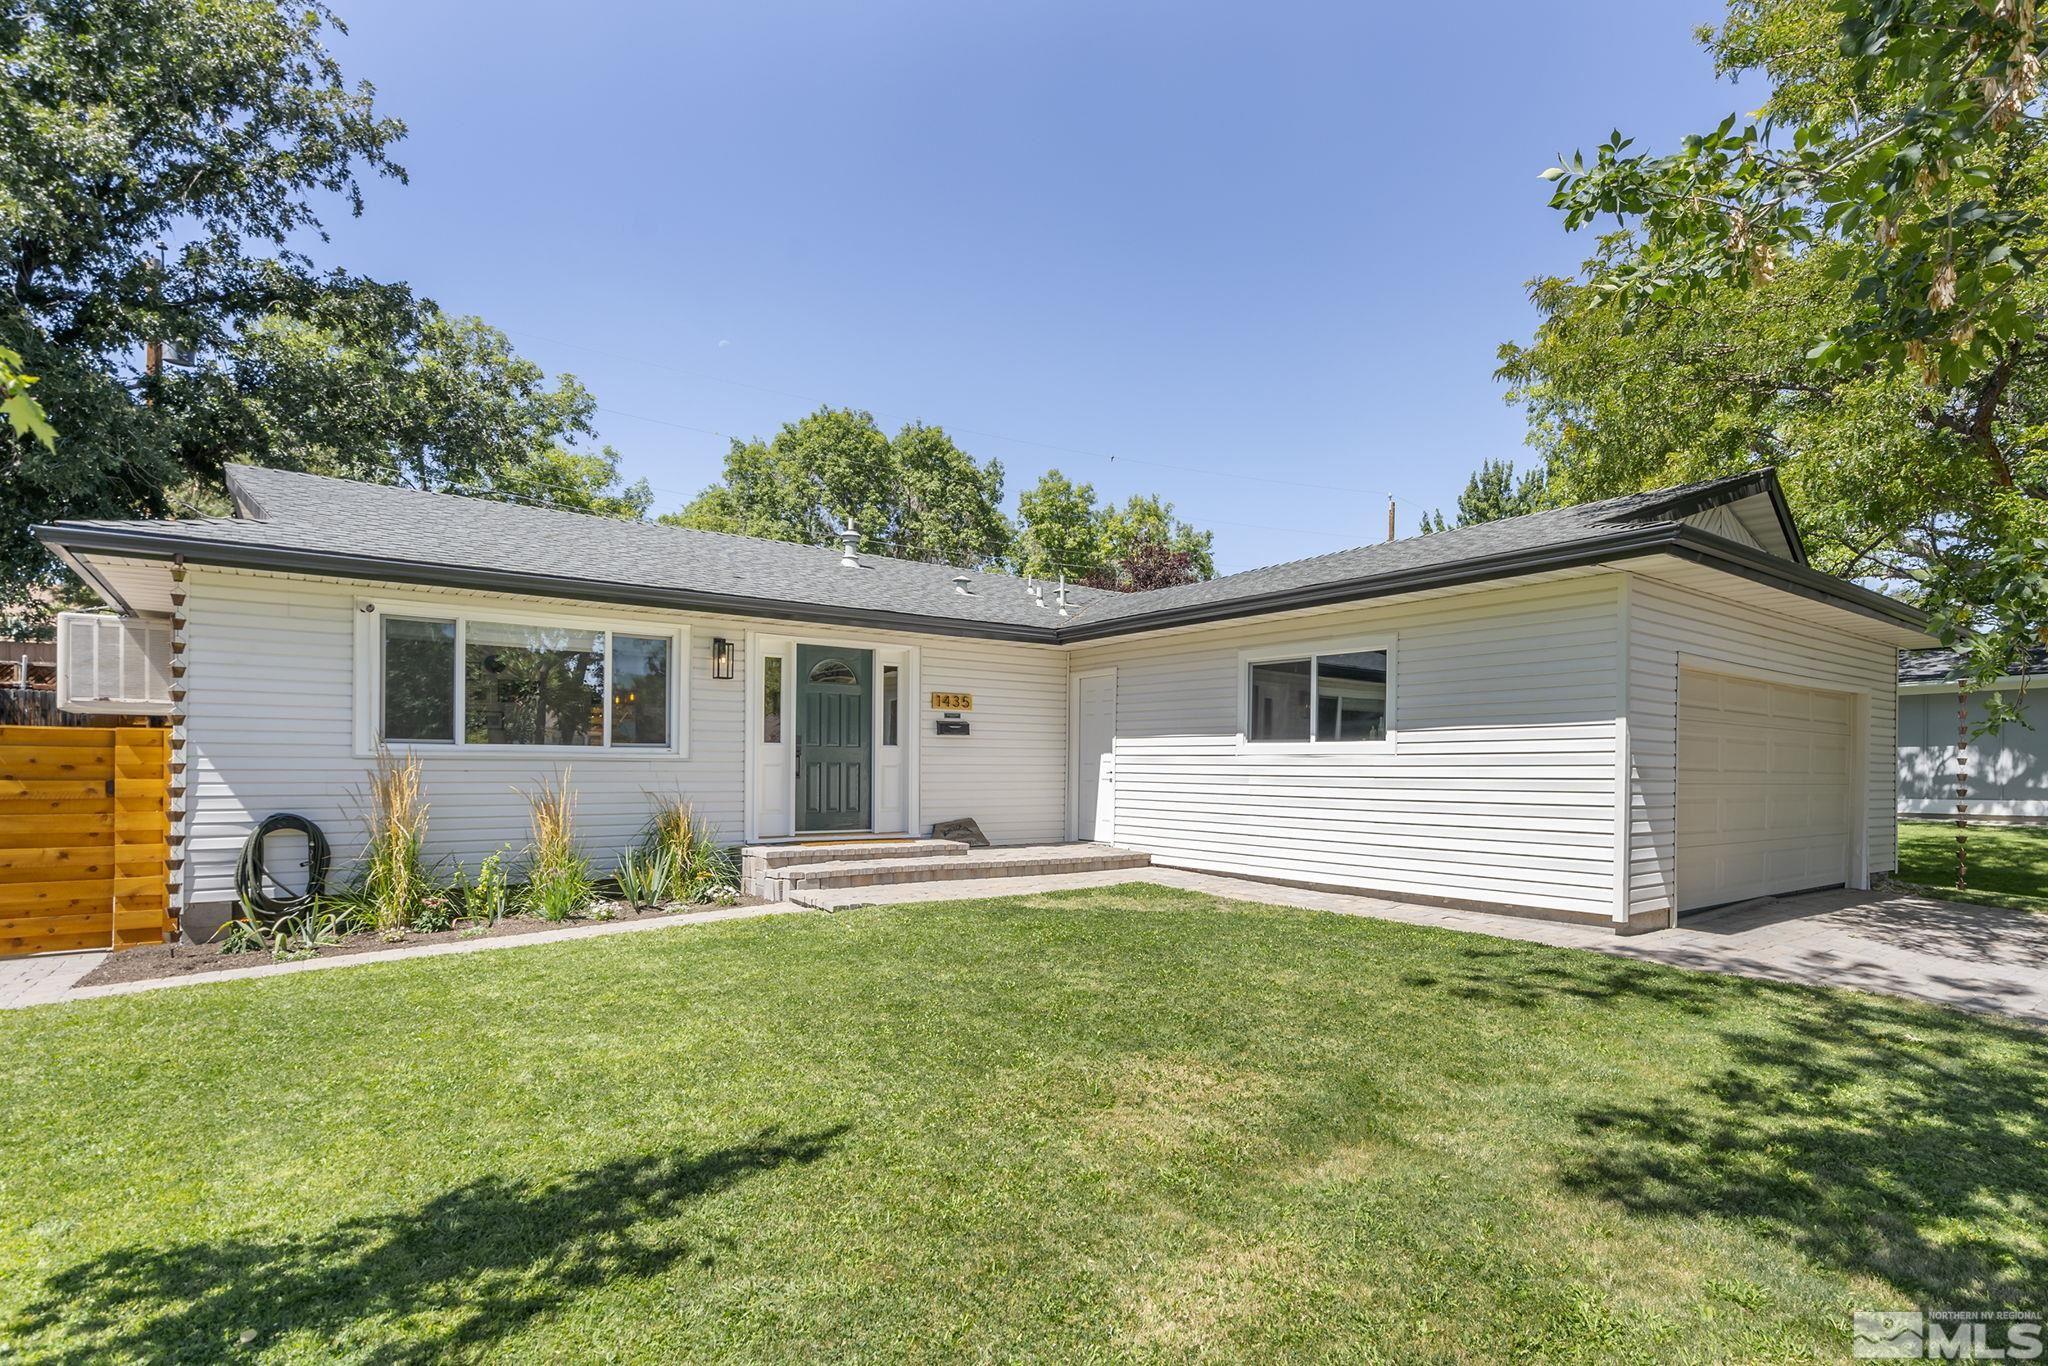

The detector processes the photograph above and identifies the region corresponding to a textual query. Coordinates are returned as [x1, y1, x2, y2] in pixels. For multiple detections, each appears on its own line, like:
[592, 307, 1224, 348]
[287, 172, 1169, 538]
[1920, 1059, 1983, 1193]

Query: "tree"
[1099, 494, 1215, 582]
[1531, 0, 2048, 699]
[1421, 458, 1549, 531]
[1098, 539, 1202, 592]
[0, 346, 52, 451]
[664, 408, 1012, 567]
[211, 296, 643, 512]
[1015, 475, 1217, 590]
[0, 0, 644, 627]
[1013, 470, 1105, 582]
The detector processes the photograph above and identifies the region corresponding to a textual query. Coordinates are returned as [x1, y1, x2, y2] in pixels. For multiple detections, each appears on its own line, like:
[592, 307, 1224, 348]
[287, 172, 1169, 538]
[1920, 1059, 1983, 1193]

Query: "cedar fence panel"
[0, 725, 171, 955]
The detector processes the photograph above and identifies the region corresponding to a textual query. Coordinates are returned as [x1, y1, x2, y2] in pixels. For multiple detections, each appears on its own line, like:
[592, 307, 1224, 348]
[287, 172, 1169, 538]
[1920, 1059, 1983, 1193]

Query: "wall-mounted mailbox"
[936, 719, 970, 736]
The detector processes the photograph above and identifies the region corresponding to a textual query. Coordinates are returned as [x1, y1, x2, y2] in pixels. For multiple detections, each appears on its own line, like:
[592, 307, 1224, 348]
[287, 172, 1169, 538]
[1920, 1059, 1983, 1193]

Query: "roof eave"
[38, 515, 1928, 648]
[1059, 524, 1928, 643]
[1055, 523, 1686, 641]
[1662, 526, 1929, 638]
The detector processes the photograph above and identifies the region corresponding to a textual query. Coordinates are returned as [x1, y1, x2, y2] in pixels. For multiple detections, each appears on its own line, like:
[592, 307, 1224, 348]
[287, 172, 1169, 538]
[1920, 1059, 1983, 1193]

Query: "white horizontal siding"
[918, 638, 1069, 845]
[1066, 577, 1628, 917]
[182, 568, 1068, 912]
[1625, 574, 1899, 920]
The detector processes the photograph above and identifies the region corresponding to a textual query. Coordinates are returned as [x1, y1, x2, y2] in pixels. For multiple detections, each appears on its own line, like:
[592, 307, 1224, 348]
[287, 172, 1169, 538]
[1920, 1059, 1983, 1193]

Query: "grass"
[1897, 819, 2048, 913]
[2, 885, 2042, 1361]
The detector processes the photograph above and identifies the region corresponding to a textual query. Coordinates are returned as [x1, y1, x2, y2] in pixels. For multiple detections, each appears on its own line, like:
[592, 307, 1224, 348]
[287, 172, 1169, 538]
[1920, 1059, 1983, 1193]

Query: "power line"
[504, 324, 1437, 513]
[591, 404, 1371, 546]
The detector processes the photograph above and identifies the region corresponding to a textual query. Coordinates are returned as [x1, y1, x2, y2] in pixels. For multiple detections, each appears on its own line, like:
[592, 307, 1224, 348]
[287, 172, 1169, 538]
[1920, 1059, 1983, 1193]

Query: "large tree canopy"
[0, 0, 643, 629]
[662, 408, 1014, 568]
[1523, 0, 2048, 696]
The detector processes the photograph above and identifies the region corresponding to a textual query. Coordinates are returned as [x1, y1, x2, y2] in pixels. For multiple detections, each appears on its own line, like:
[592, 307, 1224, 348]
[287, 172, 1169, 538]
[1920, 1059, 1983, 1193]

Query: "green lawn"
[2, 886, 2042, 1361]
[1898, 819, 2048, 913]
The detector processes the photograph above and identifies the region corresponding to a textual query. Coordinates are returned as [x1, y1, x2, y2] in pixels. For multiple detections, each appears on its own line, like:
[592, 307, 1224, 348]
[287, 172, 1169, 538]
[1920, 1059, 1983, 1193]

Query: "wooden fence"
[0, 725, 171, 956]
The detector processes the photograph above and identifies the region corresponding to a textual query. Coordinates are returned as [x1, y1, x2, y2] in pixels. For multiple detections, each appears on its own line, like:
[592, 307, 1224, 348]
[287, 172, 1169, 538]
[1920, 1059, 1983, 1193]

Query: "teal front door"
[796, 645, 873, 832]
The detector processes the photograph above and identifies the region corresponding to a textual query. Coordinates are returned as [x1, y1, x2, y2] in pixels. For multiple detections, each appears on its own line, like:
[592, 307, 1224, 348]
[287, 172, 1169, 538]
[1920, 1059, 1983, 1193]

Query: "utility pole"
[1386, 496, 1395, 543]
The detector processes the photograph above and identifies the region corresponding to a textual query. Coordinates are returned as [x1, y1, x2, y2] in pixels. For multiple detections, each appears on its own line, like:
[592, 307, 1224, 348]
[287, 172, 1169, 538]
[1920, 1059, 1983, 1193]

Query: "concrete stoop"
[741, 840, 1150, 907]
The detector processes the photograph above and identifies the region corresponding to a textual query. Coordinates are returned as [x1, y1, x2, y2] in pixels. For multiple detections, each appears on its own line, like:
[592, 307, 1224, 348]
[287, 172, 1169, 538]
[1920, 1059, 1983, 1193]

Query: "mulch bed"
[76, 897, 766, 989]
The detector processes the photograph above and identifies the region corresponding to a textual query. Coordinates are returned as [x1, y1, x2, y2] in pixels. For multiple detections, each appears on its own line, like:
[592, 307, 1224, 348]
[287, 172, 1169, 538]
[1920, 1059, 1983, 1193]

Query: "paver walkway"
[807, 866, 2048, 1024]
[0, 950, 107, 1008]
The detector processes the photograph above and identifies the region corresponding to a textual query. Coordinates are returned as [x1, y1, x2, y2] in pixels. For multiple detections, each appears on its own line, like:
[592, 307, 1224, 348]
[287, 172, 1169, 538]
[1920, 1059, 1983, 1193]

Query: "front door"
[796, 645, 873, 832]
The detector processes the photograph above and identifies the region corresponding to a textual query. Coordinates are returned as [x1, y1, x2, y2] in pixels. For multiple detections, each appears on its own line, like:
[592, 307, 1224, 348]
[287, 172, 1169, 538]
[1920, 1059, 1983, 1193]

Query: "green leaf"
[2, 394, 57, 451]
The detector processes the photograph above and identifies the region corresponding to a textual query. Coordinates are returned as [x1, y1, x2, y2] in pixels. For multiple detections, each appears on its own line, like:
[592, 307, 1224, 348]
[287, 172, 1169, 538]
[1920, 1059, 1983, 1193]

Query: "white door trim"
[1068, 666, 1117, 842]
[745, 629, 920, 843]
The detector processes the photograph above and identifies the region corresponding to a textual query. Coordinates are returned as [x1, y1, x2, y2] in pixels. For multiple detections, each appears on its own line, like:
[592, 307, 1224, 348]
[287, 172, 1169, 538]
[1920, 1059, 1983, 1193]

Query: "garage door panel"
[1725, 736, 1770, 770]
[1678, 670, 1854, 913]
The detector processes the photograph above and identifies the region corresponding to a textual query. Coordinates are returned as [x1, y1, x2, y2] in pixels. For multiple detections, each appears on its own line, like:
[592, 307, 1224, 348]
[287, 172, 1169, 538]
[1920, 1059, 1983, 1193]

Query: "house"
[1898, 646, 2046, 823]
[34, 464, 1930, 939]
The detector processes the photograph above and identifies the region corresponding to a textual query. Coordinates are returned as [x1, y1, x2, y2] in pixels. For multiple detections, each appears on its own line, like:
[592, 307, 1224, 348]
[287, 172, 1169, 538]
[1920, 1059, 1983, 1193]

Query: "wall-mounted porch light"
[711, 637, 735, 680]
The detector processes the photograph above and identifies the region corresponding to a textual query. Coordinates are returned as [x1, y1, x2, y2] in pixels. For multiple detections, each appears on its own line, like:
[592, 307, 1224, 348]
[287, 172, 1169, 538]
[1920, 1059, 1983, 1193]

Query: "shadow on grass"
[14, 1124, 847, 1363]
[1400, 944, 1765, 1016]
[1559, 994, 2046, 1305]
[1406, 941, 2047, 1303]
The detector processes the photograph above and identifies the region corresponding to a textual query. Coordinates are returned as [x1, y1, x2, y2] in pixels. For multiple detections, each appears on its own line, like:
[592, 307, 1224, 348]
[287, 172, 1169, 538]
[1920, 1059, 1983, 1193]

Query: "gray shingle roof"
[37, 464, 1922, 642]
[1900, 646, 2048, 683]
[1065, 476, 1778, 631]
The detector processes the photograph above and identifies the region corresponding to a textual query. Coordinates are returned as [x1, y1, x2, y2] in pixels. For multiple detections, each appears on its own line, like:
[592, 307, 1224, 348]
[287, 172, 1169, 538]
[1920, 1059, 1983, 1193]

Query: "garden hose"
[234, 813, 331, 923]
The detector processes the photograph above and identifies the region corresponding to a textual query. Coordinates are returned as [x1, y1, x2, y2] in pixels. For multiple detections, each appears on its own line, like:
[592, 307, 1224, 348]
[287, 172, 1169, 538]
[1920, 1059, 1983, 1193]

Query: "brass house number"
[930, 691, 974, 711]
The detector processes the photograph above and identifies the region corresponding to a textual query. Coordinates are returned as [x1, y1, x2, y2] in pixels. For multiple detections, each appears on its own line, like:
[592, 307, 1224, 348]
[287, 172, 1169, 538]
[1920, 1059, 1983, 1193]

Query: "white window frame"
[353, 596, 689, 759]
[1236, 634, 1396, 754]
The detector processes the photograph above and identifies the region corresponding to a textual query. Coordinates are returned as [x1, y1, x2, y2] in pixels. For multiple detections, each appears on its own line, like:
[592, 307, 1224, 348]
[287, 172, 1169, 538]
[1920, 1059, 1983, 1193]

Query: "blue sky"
[313, 0, 1747, 573]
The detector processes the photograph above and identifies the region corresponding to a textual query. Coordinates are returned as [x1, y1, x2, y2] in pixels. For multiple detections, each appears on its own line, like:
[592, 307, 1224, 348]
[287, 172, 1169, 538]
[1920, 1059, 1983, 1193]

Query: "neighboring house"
[34, 464, 1930, 938]
[1898, 647, 2047, 822]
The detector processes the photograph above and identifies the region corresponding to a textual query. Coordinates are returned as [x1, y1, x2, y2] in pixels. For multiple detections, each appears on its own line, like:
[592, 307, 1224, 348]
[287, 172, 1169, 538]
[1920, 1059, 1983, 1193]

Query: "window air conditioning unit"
[56, 612, 174, 715]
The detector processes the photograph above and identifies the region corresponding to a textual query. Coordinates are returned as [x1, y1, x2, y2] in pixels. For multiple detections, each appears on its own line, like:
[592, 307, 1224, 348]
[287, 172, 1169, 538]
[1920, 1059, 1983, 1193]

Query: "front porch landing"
[741, 840, 1150, 906]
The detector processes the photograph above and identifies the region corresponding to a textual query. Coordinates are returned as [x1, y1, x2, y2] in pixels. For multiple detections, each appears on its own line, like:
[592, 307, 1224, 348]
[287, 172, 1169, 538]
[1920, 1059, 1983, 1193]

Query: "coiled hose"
[233, 813, 331, 922]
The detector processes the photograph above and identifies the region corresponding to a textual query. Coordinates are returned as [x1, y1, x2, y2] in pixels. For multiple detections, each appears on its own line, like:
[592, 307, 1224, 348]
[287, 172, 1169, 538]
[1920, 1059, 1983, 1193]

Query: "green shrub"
[613, 845, 674, 910]
[522, 771, 596, 922]
[270, 904, 348, 960]
[466, 849, 512, 925]
[213, 900, 273, 955]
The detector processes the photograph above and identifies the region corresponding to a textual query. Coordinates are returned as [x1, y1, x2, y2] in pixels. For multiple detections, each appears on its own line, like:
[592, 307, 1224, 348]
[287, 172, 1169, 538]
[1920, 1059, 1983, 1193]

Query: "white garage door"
[1677, 670, 1855, 913]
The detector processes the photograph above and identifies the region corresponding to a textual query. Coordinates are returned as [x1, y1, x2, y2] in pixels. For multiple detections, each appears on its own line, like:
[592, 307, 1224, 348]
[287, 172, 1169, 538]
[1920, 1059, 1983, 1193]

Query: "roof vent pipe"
[839, 526, 860, 568]
[1055, 574, 1071, 617]
[1027, 578, 1046, 608]
[952, 573, 973, 596]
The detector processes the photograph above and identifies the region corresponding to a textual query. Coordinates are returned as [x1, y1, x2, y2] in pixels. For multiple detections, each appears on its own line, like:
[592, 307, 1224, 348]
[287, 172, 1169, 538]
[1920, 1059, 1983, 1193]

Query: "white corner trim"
[1613, 573, 1635, 926]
